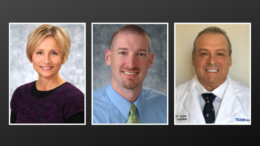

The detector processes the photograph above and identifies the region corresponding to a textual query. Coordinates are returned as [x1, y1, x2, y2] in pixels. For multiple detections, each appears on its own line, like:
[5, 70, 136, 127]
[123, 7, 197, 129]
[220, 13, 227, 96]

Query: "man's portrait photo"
[174, 23, 250, 124]
[92, 23, 168, 124]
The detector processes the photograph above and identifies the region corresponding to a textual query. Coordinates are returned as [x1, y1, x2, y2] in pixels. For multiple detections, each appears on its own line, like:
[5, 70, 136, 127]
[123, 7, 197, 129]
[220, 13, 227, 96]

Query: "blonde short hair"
[26, 24, 71, 63]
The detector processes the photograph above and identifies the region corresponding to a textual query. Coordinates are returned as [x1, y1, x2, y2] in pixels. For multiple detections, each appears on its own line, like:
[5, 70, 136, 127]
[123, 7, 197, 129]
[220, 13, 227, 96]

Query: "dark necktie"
[202, 93, 216, 123]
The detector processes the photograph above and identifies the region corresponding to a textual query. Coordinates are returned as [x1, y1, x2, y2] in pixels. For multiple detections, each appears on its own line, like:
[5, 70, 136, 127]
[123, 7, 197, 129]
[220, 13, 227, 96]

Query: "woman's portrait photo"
[9, 23, 85, 124]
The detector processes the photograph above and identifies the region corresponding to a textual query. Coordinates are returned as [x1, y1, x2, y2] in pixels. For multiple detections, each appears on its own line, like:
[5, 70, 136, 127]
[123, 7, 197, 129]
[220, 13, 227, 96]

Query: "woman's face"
[32, 36, 63, 80]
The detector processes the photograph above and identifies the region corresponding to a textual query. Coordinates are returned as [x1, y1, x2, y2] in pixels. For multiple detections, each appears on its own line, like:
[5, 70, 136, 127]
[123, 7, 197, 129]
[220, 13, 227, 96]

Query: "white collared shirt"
[195, 78, 228, 117]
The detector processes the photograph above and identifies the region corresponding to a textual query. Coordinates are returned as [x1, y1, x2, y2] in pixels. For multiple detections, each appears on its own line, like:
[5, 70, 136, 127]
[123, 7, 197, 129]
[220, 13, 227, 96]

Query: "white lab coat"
[175, 75, 250, 124]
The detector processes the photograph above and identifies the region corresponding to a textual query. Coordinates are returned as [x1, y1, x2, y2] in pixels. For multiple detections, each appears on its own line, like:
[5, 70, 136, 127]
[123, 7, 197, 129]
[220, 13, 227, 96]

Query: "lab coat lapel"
[214, 77, 241, 123]
[183, 76, 205, 123]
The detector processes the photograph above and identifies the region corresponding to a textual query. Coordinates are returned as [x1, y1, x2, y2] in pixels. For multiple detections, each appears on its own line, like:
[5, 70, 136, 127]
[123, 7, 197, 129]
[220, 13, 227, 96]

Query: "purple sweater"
[11, 81, 84, 123]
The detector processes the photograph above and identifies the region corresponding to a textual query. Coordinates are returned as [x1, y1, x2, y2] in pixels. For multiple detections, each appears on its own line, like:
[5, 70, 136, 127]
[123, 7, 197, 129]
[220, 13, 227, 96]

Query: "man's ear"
[229, 55, 232, 67]
[148, 53, 154, 68]
[192, 54, 195, 66]
[105, 49, 111, 66]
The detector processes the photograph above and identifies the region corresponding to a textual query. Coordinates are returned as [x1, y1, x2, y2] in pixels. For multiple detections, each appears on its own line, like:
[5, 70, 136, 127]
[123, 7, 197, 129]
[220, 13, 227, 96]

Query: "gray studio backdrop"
[9, 23, 85, 102]
[93, 24, 167, 94]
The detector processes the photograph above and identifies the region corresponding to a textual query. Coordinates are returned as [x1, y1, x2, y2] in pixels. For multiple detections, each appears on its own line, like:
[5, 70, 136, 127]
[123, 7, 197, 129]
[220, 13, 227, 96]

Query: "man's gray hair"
[192, 26, 232, 56]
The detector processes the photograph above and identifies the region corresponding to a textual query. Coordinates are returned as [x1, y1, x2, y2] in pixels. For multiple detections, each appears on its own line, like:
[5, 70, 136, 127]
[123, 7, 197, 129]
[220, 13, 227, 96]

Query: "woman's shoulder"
[61, 82, 84, 97]
[57, 82, 84, 106]
[13, 81, 36, 94]
[11, 81, 36, 110]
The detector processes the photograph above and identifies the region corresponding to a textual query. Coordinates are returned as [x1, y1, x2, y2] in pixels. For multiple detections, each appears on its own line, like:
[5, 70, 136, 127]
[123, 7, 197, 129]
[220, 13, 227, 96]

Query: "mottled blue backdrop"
[9, 23, 85, 102]
[93, 24, 167, 94]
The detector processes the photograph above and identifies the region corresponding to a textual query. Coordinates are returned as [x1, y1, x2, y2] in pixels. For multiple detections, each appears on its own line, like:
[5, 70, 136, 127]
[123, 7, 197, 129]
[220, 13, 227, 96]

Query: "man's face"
[105, 32, 154, 91]
[192, 33, 232, 90]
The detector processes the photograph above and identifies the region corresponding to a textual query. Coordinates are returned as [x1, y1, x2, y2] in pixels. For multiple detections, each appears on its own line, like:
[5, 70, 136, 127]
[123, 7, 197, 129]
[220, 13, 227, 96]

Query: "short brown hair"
[193, 26, 232, 56]
[109, 25, 151, 53]
[26, 24, 71, 63]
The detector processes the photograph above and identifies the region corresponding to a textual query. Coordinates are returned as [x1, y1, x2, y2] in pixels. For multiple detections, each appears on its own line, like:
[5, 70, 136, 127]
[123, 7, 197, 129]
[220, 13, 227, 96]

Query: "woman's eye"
[52, 52, 58, 55]
[36, 52, 42, 54]
[200, 53, 207, 55]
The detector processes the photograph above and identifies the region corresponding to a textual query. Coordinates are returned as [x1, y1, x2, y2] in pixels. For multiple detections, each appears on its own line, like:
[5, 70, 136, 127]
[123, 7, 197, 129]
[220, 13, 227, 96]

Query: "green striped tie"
[127, 104, 140, 124]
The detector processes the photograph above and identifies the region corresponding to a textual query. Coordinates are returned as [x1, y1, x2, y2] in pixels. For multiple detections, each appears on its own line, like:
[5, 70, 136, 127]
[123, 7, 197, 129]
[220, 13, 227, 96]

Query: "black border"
[1, 0, 258, 145]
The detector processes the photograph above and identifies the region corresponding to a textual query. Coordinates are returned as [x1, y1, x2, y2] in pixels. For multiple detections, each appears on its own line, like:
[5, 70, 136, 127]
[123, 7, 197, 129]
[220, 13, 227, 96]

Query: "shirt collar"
[105, 81, 144, 120]
[133, 89, 144, 119]
[195, 76, 228, 99]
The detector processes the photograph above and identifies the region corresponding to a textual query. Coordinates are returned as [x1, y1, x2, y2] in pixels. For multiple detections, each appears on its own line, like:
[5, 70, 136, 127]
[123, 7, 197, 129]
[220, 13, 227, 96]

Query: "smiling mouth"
[41, 66, 53, 70]
[122, 71, 138, 75]
[206, 69, 219, 73]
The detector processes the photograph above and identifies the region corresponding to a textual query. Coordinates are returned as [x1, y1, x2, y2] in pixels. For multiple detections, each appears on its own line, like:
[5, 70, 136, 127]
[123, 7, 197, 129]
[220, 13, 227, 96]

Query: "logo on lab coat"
[235, 118, 250, 122]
